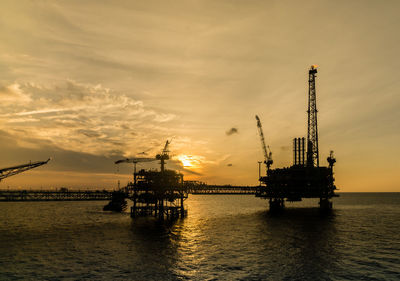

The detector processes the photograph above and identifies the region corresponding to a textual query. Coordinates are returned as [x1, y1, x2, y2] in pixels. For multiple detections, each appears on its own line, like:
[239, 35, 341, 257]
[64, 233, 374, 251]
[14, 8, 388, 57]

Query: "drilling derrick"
[307, 65, 319, 167]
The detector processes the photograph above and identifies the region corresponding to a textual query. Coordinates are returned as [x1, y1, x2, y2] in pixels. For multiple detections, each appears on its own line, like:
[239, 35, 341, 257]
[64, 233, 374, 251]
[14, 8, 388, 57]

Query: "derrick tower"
[307, 65, 319, 167]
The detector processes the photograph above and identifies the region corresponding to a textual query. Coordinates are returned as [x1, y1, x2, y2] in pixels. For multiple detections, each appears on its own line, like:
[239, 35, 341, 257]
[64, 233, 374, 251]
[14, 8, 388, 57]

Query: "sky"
[0, 0, 399, 191]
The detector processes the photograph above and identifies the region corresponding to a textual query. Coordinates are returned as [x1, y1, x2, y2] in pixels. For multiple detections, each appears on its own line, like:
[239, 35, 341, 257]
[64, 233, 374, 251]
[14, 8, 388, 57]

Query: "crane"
[114, 140, 172, 183]
[255, 115, 273, 171]
[115, 157, 156, 184]
[0, 158, 51, 182]
[156, 140, 170, 172]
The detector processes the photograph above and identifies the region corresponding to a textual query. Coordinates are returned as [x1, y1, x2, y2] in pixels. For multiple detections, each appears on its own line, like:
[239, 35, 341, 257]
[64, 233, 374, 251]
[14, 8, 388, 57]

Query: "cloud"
[180, 167, 203, 176]
[0, 84, 31, 104]
[225, 127, 238, 136]
[0, 80, 178, 157]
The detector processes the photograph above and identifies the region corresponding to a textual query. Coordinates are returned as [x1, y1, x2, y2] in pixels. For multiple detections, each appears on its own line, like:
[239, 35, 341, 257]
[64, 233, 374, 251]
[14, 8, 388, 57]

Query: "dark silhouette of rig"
[104, 141, 188, 219]
[256, 66, 338, 211]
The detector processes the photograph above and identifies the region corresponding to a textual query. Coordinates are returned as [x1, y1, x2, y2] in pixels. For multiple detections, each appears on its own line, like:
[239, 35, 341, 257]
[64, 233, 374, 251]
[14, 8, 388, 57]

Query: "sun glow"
[176, 154, 206, 170]
[177, 154, 195, 167]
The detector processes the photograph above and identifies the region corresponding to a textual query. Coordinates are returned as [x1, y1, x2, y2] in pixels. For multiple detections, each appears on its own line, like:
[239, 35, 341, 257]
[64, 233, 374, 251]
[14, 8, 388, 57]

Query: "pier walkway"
[187, 185, 257, 195]
[0, 189, 112, 201]
[0, 185, 257, 201]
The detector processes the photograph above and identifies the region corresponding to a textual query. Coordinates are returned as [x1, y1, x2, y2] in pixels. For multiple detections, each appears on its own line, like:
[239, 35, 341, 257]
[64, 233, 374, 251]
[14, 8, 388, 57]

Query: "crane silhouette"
[255, 115, 273, 172]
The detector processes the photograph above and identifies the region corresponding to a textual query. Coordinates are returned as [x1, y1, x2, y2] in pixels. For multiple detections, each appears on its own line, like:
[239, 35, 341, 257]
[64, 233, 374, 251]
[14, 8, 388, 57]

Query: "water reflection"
[125, 201, 342, 280]
[128, 218, 184, 280]
[1, 196, 398, 280]
[258, 208, 340, 280]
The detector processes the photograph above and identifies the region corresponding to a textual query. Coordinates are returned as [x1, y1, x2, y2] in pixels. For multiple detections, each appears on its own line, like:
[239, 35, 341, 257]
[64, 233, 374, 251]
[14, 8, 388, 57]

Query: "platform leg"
[319, 198, 332, 211]
[269, 198, 285, 212]
[180, 194, 185, 218]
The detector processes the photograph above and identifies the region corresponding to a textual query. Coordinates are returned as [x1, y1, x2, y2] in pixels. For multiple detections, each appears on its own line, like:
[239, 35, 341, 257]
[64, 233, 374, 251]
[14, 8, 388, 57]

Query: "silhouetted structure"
[0, 189, 112, 201]
[103, 191, 127, 212]
[0, 184, 257, 202]
[307, 65, 320, 167]
[110, 140, 188, 219]
[128, 169, 187, 219]
[256, 66, 338, 211]
[256, 115, 273, 170]
[184, 181, 257, 194]
[0, 159, 50, 182]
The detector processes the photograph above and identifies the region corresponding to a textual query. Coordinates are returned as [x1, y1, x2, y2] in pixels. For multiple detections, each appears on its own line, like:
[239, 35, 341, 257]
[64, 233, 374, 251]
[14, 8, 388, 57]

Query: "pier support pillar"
[159, 199, 164, 220]
[180, 194, 185, 218]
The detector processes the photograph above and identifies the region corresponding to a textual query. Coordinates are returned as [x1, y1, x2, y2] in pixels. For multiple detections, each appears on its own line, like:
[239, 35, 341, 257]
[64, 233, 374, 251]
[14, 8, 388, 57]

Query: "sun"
[176, 154, 194, 167]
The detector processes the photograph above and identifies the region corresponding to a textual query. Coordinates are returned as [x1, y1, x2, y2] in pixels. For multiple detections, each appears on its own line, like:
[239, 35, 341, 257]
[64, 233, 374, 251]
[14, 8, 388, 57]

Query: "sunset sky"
[0, 0, 399, 191]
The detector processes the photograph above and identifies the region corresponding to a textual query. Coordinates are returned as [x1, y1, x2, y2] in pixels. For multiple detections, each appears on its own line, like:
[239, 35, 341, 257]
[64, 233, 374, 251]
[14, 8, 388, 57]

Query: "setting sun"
[176, 154, 194, 167]
[175, 154, 206, 170]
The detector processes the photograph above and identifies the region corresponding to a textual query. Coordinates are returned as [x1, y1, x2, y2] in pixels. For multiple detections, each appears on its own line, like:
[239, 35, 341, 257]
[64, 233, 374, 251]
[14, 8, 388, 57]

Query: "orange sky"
[0, 0, 399, 191]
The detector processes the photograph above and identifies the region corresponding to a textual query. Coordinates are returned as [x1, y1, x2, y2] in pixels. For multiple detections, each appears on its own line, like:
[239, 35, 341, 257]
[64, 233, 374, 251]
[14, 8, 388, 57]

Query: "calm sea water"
[0, 193, 399, 280]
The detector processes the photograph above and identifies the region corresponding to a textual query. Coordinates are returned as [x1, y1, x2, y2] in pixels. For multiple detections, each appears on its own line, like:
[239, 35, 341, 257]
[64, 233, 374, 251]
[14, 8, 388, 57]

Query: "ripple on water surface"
[0, 193, 399, 280]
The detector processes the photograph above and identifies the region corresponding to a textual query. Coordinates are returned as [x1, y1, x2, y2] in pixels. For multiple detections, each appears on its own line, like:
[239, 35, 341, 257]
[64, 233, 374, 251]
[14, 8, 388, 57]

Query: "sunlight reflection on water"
[0, 194, 399, 280]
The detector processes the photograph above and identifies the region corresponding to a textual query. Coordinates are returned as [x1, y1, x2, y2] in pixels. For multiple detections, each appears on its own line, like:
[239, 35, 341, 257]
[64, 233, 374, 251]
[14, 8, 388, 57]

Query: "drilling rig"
[256, 66, 337, 211]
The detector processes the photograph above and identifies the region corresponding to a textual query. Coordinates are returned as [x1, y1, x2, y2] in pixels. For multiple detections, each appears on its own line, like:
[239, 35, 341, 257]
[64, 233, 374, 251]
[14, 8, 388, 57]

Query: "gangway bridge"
[186, 184, 257, 195]
[0, 185, 257, 202]
[0, 189, 113, 202]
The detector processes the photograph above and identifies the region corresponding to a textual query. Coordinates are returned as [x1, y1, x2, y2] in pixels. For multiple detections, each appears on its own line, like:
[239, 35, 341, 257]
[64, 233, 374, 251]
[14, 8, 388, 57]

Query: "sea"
[0, 193, 399, 280]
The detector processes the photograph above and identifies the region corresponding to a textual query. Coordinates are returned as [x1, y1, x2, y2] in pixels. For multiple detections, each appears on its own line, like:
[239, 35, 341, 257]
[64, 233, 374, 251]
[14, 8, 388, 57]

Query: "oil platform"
[256, 66, 338, 211]
[107, 141, 188, 220]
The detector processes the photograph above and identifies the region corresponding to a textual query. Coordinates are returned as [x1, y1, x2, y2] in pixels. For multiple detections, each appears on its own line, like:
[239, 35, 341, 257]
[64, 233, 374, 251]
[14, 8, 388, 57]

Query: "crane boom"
[162, 140, 170, 156]
[115, 157, 157, 185]
[255, 115, 273, 170]
[0, 158, 51, 181]
[114, 158, 156, 164]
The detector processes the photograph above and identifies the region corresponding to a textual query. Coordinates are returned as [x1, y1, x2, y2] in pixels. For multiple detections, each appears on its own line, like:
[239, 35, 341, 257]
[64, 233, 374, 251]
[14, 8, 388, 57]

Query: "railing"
[0, 190, 113, 201]
[187, 185, 257, 195]
[0, 185, 259, 202]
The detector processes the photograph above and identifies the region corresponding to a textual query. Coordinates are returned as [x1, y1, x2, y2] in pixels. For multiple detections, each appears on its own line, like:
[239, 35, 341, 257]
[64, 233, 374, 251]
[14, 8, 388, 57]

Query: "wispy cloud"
[15, 108, 73, 116]
[0, 84, 32, 104]
[0, 80, 178, 156]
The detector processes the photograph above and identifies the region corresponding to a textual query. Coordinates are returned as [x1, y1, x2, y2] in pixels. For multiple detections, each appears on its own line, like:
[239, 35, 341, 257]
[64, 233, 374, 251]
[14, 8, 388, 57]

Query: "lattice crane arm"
[162, 140, 170, 155]
[255, 115, 273, 170]
[155, 140, 172, 172]
[114, 158, 156, 165]
[0, 158, 50, 181]
[114, 157, 157, 185]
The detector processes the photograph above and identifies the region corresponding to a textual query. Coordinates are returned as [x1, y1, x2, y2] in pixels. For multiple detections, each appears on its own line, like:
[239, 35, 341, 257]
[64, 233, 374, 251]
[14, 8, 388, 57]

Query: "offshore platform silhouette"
[256, 66, 338, 211]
